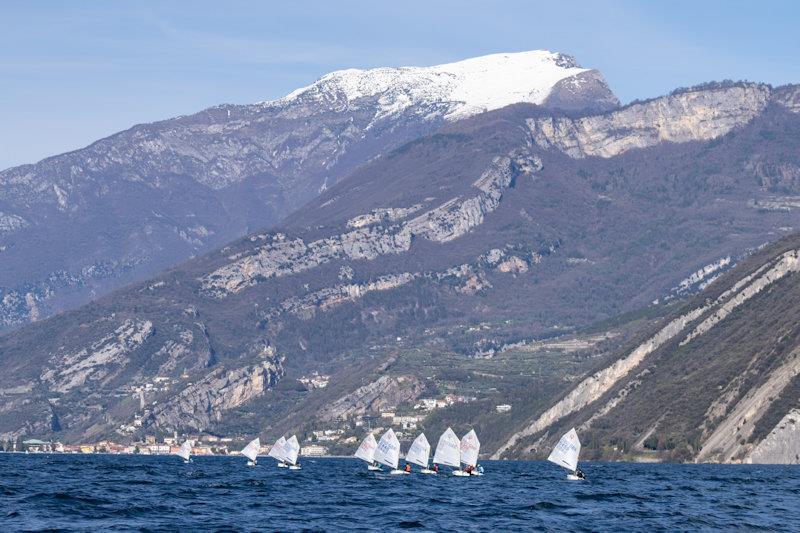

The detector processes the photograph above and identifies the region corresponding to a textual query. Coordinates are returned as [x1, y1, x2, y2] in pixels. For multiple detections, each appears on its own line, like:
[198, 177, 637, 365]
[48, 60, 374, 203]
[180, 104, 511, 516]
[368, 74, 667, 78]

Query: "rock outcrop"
[318, 375, 424, 422]
[41, 319, 155, 393]
[528, 83, 771, 158]
[747, 409, 800, 464]
[147, 359, 283, 432]
[542, 69, 620, 113]
[202, 151, 541, 296]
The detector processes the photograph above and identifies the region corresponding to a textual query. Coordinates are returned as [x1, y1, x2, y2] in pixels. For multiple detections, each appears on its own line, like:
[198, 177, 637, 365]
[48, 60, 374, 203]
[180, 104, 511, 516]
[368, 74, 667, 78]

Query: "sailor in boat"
[573, 467, 586, 480]
[433, 464, 439, 473]
[404, 463, 411, 473]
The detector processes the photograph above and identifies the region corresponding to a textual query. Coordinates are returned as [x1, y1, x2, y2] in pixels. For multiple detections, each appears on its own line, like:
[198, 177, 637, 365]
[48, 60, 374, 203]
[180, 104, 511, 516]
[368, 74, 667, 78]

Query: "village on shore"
[0, 387, 503, 458]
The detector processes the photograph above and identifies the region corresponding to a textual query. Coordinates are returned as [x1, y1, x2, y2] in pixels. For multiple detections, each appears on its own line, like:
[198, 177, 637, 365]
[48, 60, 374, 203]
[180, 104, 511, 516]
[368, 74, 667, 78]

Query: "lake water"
[1, 454, 798, 531]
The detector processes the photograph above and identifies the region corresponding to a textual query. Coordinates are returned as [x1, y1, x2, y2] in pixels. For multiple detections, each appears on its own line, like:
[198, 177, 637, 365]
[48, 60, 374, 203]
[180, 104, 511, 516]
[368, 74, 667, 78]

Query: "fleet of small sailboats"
[177, 426, 587, 481]
[547, 428, 585, 481]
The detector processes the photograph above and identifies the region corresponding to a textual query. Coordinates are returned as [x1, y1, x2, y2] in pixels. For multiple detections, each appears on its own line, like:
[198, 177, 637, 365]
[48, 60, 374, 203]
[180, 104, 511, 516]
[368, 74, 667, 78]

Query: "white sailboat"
[460, 429, 483, 476]
[283, 435, 301, 470]
[432, 427, 461, 475]
[241, 437, 260, 466]
[269, 436, 288, 467]
[405, 433, 433, 474]
[354, 433, 382, 471]
[547, 428, 585, 481]
[374, 428, 406, 475]
[176, 440, 193, 464]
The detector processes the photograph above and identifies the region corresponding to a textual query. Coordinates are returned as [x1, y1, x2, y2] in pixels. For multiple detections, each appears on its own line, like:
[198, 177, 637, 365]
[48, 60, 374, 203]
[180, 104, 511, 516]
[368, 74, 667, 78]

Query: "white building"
[301, 444, 328, 456]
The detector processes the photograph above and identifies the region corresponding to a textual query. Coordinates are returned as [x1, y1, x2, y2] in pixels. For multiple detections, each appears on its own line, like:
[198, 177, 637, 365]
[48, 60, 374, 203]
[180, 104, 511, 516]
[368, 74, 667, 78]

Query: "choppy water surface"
[1, 455, 798, 531]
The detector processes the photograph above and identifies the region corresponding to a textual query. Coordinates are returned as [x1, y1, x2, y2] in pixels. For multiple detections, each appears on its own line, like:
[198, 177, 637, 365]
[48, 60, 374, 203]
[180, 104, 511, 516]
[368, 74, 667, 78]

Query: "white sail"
[241, 437, 260, 462]
[269, 436, 287, 462]
[405, 433, 430, 468]
[432, 427, 461, 468]
[176, 440, 193, 461]
[354, 433, 378, 464]
[373, 428, 401, 470]
[548, 428, 581, 472]
[460, 429, 480, 467]
[283, 435, 300, 466]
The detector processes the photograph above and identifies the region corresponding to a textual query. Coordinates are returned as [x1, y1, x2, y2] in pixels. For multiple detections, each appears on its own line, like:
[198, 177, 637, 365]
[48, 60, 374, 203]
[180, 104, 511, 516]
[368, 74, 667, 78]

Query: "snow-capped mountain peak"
[264, 50, 615, 121]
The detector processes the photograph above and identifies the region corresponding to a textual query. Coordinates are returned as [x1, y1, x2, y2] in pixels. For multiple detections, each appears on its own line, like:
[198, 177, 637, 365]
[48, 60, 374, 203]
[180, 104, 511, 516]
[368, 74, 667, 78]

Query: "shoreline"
[1, 451, 796, 465]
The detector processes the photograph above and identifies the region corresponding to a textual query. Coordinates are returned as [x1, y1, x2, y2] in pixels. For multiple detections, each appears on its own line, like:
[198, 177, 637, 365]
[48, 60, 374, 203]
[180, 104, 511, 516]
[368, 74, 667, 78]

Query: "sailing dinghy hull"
[567, 474, 584, 481]
[452, 470, 470, 477]
[420, 469, 436, 475]
[367, 465, 382, 471]
[389, 470, 410, 475]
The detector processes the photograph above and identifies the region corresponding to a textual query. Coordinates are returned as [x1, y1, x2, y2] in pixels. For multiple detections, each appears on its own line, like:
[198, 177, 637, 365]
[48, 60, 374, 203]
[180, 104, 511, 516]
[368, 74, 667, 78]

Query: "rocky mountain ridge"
[0, 51, 616, 332]
[2, 76, 800, 453]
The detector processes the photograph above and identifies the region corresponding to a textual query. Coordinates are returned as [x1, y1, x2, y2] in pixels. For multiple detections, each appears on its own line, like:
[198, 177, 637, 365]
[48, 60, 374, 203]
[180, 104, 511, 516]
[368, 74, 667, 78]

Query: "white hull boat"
[453, 470, 471, 477]
[420, 468, 437, 475]
[367, 464, 382, 471]
[389, 469, 409, 475]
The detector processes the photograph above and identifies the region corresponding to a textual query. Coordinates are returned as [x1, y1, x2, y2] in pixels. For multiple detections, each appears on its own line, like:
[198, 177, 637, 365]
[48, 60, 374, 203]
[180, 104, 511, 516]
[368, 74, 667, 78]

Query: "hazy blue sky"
[2, 0, 799, 170]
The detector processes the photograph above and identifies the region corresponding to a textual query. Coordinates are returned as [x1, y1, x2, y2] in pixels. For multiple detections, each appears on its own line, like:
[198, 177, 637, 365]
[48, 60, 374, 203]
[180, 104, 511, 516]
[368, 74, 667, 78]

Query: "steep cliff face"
[318, 375, 424, 422]
[148, 360, 284, 432]
[0, 51, 612, 332]
[496, 235, 800, 464]
[748, 409, 800, 464]
[528, 83, 772, 158]
[201, 151, 539, 297]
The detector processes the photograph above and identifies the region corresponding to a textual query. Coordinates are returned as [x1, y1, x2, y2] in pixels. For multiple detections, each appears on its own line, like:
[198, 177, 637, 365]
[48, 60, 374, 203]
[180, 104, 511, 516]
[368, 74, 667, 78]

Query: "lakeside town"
[1, 388, 509, 458]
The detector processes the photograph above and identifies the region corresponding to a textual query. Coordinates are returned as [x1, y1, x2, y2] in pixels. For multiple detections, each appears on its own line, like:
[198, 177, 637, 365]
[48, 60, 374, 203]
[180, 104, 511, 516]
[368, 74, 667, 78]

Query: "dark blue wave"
[0, 455, 798, 531]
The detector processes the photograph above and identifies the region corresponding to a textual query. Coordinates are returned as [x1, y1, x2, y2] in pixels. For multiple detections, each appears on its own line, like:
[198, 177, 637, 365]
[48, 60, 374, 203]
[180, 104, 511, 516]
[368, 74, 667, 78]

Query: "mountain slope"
[0, 51, 616, 331]
[494, 233, 800, 464]
[2, 82, 800, 451]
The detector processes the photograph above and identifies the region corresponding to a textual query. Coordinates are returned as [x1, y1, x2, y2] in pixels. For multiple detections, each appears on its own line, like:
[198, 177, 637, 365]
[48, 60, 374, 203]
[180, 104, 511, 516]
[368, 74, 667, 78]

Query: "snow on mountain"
[265, 51, 592, 122]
